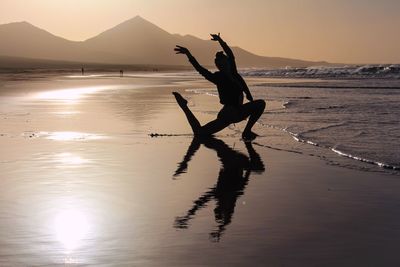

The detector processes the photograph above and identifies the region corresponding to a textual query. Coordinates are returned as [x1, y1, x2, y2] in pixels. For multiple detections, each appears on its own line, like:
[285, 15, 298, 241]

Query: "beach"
[1, 72, 400, 266]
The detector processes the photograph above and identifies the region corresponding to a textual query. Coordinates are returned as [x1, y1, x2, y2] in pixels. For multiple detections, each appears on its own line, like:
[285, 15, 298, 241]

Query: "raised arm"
[210, 33, 253, 101]
[210, 33, 237, 71]
[174, 45, 215, 83]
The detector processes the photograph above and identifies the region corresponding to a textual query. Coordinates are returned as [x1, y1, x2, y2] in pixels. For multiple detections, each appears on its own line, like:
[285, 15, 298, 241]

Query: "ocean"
[190, 65, 400, 175]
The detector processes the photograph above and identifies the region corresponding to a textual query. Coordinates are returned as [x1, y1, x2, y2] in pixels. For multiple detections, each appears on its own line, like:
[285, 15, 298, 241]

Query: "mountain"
[0, 16, 328, 68]
[83, 16, 178, 65]
[0, 21, 124, 64]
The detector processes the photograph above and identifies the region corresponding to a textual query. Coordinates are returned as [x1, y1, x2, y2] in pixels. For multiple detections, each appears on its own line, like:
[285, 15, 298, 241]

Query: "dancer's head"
[215, 51, 230, 72]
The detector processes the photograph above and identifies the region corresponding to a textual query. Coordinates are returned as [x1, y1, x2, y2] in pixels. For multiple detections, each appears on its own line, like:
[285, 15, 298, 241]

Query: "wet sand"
[1, 73, 400, 266]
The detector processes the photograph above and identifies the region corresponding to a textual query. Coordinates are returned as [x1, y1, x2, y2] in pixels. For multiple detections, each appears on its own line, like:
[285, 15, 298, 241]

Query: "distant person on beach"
[120, 69, 124, 77]
[81, 67, 84, 76]
[173, 33, 265, 140]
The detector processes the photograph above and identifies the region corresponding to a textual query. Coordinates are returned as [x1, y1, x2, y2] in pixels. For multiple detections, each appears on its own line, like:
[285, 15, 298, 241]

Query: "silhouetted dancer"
[81, 67, 84, 76]
[173, 137, 265, 241]
[173, 33, 266, 140]
[120, 69, 124, 77]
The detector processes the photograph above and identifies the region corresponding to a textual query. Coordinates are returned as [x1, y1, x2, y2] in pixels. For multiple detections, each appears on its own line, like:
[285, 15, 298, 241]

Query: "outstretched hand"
[210, 33, 221, 41]
[174, 45, 191, 55]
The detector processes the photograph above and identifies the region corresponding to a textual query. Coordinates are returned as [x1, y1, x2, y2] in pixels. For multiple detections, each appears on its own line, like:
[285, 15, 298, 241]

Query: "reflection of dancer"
[173, 33, 265, 140]
[174, 137, 265, 241]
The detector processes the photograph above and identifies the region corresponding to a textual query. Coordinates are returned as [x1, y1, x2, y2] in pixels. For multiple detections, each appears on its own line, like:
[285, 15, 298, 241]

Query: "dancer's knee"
[255, 99, 266, 112]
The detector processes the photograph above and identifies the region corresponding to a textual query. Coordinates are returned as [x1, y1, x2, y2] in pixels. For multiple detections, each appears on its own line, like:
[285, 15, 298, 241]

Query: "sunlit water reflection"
[35, 86, 114, 103]
[53, 153, 90, 167]
[39, 131, 107, 141]
[53, 209, 91, 252]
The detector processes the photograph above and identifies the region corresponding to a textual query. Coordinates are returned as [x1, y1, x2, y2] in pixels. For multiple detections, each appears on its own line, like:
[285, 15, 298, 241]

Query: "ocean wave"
[331, 148, 400, 170]
[315, 105, 345, 110]
[283, 128, 320, 147]
[187, 88, 399, 174]
[241, 64, 400, 79]
[286, 128, 400, 171]
[186, 88, 218, 97]
[282, 101, 290, 108]
[296, 123, 348, 136]
[264, 123, 399, 172]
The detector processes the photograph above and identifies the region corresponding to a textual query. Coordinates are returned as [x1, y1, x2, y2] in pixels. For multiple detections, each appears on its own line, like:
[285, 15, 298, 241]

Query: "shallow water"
[192, 78, 400, 174]
[1, 73, 400, 266]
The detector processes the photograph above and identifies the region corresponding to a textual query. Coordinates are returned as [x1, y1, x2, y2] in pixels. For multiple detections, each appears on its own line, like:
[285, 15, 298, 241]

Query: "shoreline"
[184, 89, 400, 177]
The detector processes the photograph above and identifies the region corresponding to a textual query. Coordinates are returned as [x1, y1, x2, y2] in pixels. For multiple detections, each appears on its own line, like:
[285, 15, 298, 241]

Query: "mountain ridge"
[0, 16, 329, 68]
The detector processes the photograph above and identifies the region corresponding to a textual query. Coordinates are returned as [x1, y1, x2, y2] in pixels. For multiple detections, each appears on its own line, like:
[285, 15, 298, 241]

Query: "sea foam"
[241, 64, 400, 79]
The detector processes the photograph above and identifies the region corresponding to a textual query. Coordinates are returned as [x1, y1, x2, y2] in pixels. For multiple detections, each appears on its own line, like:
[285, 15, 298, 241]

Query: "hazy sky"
[1, 0, 399, 64]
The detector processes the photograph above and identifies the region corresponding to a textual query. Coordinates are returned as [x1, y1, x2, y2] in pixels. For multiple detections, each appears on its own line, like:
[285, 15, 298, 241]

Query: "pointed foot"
[172, 92, 188, 107]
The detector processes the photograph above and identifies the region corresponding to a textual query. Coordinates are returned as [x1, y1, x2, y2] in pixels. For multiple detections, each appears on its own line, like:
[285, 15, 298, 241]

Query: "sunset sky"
[0, 0, 399, 64]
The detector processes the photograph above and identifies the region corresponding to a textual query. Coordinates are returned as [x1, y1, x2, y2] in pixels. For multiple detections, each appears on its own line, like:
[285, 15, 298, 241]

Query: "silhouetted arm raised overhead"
[174, 45, 216, 83]
[210, 33, 237, 71]
[210, 34, 253, 101]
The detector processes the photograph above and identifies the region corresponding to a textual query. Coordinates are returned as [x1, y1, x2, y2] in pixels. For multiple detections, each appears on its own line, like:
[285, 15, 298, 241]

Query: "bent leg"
[243, 99, 266, 132]
[173, 92, 230, 136]
[198, 118, 231, 136]
[235, 100, 266, 140]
